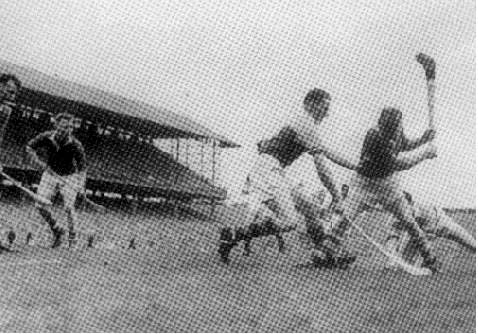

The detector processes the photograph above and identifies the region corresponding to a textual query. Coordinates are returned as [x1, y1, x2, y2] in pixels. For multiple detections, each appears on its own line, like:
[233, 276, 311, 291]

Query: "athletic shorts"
[238, 154, 302, 230]
[343, 173, 405, 222]
[37, 170, 85, 209]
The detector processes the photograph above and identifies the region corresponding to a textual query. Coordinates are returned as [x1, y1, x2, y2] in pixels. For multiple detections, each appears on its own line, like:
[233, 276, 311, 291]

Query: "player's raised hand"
[416, 53, 436, 80]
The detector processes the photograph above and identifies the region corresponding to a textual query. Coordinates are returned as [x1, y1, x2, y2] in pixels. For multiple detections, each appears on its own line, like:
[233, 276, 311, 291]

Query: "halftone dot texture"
[0, 0, 475, 332]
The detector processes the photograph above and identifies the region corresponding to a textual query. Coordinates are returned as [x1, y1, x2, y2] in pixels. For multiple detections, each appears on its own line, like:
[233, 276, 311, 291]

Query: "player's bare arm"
[393, 144, 437, 171]
[400, 129, 435, 151]
[320, 147, 358, 171]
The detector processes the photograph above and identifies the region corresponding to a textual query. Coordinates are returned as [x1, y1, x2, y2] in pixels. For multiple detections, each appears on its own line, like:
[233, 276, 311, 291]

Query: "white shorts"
[343, 173, 404, 222]
[37, 171, 85, 209]
[239, 154, 302, 230]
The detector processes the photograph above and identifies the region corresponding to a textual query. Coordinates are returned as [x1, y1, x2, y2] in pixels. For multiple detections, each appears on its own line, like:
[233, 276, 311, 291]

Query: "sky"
[0, 0, 475, 207]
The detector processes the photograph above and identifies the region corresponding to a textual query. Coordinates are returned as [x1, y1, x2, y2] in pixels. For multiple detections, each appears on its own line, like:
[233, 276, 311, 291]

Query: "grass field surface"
[0, 201, 474, 332]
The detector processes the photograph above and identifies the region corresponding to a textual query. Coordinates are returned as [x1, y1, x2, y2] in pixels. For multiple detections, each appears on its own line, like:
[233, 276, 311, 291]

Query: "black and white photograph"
[0, 0, 475, 332]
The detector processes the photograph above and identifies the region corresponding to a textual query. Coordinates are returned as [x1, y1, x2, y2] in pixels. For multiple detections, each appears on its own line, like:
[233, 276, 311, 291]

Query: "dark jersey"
[258, 126, 309, 167]
[28, 131, 86, 176]
[357, 128, 406, 178]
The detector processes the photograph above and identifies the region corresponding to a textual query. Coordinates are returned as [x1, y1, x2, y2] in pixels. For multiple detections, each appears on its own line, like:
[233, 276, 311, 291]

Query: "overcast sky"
[0, 0, 475, 207]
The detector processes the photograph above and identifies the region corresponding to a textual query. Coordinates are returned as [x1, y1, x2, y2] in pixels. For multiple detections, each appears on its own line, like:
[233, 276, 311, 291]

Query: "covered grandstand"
[0, 60, 239, 204]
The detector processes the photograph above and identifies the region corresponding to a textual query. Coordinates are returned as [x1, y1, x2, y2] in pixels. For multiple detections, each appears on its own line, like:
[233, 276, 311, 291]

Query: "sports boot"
[414, 232, 440, 274]
[218, 227, 236, 264]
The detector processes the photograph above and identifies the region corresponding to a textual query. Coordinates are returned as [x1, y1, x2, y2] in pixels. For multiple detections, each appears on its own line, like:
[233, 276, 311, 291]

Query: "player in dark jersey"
[326, 55, 440, 273]
[27, 112, 87, 248]
[332, 108, 439, 272]
[219, 88, 355, 267]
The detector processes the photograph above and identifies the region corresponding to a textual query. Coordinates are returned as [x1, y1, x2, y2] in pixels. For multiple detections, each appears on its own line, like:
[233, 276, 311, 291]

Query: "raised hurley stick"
[416, 53, 437, 135]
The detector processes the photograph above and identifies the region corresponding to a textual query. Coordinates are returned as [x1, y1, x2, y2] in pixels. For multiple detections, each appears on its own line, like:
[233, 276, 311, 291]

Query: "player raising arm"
[324, 54, 439, 274]
[384, 54, 475, 267]
[27, 112, 87, 248]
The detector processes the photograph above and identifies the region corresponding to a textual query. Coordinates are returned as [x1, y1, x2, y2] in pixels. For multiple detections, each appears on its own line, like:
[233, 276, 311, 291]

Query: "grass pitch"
[0, 203, 474, 332]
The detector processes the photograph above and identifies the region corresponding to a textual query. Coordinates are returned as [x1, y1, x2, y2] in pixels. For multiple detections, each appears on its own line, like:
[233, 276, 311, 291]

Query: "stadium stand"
[0, 60, 238, 205]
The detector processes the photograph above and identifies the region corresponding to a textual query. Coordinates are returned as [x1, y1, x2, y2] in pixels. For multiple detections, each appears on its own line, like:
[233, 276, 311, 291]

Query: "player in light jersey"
[386, 191, 475, 266]
[218, 88, 355, 267]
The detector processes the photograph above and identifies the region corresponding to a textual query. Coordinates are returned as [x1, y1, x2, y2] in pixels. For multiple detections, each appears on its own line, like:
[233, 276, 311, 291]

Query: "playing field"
[0, 202, 475, 332]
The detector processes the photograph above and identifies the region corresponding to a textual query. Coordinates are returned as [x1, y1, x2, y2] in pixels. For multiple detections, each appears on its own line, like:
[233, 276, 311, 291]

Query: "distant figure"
[87, 235, 94, 248]
[128, 237, 136, 250]
[26, 232, 33, 245]
[37, 111, 53, 132]
[341, 184, 349, 201]
[27, 112, 87, 249]
[7, 230, 15, 246]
